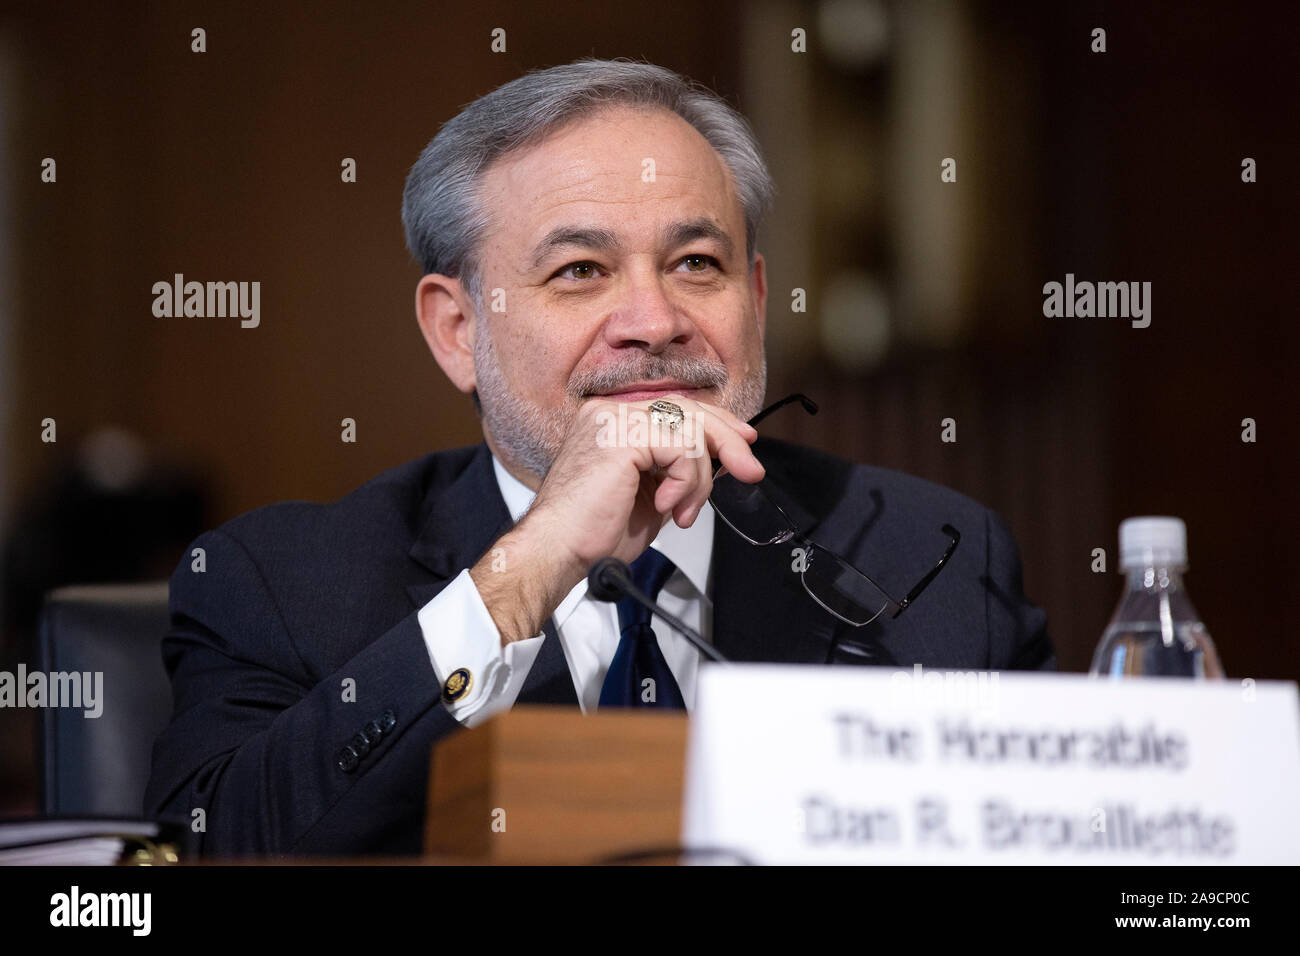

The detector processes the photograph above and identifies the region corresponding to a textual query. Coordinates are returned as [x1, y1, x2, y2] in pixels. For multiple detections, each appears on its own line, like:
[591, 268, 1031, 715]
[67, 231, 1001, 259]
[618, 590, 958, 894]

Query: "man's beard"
[472, 314, 767, 483]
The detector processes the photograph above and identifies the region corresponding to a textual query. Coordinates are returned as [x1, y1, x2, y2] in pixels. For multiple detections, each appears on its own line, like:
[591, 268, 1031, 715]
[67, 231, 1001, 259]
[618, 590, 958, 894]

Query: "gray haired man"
[146, 59, 1053, 857]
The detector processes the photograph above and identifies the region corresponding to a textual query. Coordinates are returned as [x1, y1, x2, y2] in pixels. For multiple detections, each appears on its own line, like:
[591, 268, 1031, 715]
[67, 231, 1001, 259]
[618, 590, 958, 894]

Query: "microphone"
[587, 557, 728, 663]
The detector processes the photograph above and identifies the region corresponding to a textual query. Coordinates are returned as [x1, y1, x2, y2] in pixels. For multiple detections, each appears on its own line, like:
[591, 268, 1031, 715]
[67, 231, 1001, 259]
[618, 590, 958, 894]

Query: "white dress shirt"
[417, 454, 715, 726]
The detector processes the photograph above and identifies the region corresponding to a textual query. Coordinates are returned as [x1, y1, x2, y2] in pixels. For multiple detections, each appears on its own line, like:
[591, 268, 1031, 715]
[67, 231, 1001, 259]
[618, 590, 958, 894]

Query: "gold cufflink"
[442, 667, 473, 703]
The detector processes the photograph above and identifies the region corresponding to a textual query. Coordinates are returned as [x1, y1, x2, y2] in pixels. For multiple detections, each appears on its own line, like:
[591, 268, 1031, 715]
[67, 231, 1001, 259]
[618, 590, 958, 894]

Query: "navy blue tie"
[598, 548, 686, 709]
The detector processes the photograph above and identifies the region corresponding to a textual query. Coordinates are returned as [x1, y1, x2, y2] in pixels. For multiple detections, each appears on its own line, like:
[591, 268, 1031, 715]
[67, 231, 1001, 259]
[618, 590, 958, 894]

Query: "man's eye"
[678, 254, 720, 273]
[554, 261, 600, 280]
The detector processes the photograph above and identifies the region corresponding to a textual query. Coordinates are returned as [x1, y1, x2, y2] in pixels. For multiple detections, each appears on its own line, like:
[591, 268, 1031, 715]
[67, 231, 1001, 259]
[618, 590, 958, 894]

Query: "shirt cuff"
[417, 568, 545, 728]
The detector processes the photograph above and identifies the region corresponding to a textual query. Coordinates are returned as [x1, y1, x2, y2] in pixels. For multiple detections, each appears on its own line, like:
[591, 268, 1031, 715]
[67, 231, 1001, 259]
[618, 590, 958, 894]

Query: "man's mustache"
[569, 355, 729, 398]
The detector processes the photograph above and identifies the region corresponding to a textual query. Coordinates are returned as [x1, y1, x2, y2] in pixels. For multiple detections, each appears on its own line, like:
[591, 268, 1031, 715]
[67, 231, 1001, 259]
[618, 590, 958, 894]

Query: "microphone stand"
[587, 557, 728, 663]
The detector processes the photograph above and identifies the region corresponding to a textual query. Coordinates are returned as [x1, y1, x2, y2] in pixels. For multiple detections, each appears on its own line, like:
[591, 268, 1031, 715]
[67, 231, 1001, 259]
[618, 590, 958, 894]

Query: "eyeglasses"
[709, 393, 960, 628]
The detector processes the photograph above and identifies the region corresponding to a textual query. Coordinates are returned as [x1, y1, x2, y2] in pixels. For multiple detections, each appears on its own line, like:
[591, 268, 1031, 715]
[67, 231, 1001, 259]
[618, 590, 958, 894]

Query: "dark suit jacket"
[144, 437, 1053, 857]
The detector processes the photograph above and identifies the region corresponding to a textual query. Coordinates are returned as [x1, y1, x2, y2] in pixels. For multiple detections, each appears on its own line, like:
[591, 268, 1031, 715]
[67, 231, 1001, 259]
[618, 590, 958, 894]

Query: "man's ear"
[415, 273, 477, 394]
[750, 251, 768, 343]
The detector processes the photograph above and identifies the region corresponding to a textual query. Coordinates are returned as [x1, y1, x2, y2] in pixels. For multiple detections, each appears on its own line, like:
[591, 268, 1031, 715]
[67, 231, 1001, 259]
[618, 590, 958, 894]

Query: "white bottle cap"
[1119, 516, 1187, 569]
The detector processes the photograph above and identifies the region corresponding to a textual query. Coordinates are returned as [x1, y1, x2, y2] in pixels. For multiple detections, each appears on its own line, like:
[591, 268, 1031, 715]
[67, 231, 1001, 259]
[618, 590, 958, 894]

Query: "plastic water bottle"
[1090, 516, 1223, 679]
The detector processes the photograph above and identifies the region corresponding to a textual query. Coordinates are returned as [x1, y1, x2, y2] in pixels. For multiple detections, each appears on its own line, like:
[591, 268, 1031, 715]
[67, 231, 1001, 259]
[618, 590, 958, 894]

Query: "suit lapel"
[404, 442, 579, 707]
[709, 512, 841, 663]
[708, 439, 898, 666]
[406, 443, 513, 588]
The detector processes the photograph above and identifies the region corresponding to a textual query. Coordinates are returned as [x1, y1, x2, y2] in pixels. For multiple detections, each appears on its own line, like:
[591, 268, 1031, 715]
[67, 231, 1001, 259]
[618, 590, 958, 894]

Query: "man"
[145, 58, 1053, 857]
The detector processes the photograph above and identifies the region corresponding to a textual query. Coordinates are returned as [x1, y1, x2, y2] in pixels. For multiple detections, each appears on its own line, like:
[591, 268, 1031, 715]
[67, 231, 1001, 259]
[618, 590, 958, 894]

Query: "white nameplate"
[681, 667, 1300, 864]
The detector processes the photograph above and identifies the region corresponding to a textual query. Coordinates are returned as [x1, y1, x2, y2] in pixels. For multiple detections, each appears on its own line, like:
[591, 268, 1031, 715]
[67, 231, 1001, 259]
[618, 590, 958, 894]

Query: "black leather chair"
[38, 582, 172, 818]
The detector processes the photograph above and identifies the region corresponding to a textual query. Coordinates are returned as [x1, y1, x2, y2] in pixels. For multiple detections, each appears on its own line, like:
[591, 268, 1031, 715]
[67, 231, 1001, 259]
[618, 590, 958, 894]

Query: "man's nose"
[600, 272, 695, 353]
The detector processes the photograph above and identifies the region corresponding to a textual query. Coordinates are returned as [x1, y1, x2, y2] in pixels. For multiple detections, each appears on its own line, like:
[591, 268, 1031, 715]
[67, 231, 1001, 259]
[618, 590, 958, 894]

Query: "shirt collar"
[491, 452, 714, 602]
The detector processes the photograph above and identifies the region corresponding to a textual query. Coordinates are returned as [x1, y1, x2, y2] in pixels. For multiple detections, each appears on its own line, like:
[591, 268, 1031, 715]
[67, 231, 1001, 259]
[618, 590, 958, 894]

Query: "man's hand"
[469, 395, 764, 645]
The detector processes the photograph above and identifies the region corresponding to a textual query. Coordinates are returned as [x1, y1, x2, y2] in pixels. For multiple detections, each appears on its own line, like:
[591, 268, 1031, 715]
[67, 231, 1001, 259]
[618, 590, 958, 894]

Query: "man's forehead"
[480, 106, 744, 254]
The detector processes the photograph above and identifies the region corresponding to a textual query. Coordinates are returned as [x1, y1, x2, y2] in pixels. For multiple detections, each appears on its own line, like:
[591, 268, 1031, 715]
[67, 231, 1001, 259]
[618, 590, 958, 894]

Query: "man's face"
[469, 104, 768, 481]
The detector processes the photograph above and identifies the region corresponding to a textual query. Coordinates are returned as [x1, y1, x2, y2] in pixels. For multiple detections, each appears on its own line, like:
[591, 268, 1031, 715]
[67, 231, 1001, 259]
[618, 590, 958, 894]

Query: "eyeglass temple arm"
[712, 393, 821, 471]
[746, 392, 819, 428]
[892, 524, 961, 617]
